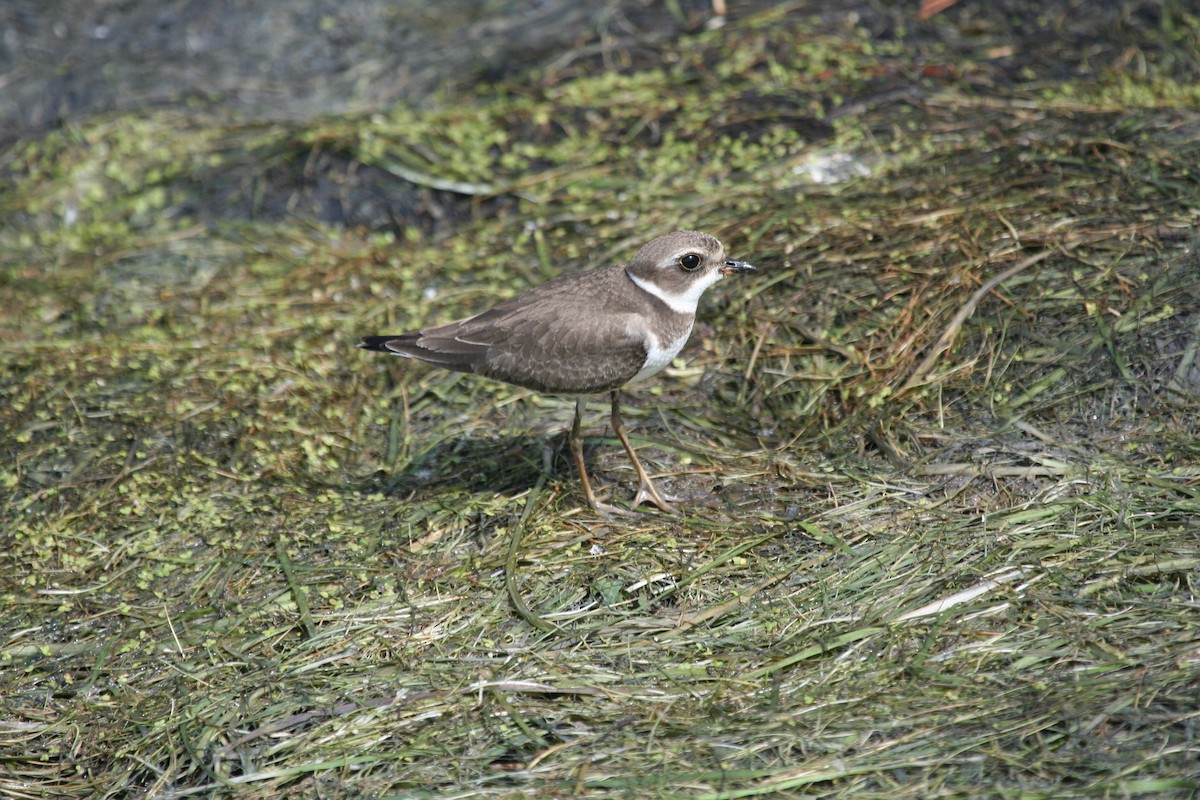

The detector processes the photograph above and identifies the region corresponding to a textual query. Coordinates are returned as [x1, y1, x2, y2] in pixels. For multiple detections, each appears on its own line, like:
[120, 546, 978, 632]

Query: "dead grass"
[2, 3, 1199, 798]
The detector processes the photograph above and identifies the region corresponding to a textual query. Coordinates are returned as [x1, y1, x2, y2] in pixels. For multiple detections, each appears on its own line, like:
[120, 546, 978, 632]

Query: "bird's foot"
[582, 483, 678, 517]
[630, 480, 680, 515]
[587, 499, 642, 519]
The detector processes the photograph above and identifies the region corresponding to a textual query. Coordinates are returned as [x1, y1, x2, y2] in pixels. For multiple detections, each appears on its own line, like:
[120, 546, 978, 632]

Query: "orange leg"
[608, 390, 679, 514]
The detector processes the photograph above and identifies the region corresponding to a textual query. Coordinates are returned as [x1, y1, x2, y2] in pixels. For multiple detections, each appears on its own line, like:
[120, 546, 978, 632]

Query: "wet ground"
[0, 0, 735, 139]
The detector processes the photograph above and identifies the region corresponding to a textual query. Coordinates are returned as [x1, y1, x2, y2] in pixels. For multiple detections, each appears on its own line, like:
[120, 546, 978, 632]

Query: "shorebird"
[360, 230, 756, 514]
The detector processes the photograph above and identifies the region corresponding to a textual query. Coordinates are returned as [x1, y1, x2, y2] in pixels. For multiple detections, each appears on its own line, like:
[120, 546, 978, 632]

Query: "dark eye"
[679, 253, 702, 271]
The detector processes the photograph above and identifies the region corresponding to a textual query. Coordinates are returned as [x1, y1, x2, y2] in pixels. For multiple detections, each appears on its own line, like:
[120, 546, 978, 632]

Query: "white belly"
[631, 324, 693, 383]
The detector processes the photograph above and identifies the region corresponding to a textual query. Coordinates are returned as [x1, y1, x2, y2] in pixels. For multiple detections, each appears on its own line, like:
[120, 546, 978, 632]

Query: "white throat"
[627, 269, 721, 315]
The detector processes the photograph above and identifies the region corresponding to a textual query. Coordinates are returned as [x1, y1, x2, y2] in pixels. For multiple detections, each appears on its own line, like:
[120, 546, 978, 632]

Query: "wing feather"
[360, 265, 657, 393]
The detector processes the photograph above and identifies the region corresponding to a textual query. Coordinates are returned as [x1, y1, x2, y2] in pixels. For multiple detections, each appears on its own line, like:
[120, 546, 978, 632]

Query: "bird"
[359, 230, 756, 515]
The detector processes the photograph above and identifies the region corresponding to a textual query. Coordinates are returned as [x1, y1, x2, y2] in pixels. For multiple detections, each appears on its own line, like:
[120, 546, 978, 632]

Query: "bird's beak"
[720, 259, 757, 275]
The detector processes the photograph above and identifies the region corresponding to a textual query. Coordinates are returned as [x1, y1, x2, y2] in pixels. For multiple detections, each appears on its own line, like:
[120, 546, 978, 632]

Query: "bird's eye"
[679, 253, 702, 271]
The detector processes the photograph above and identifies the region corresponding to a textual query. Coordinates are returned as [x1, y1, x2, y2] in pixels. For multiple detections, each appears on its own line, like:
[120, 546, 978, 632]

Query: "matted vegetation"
[2, 3, 1198, 798]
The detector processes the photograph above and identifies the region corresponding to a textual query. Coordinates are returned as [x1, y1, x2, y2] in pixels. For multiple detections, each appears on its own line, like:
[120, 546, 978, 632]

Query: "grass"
[2, 3, 1199, 798]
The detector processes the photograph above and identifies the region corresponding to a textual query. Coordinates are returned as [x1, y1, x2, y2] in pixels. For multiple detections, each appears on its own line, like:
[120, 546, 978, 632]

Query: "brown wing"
[360, 265, 651, 394]
[463, 305, 647, 394]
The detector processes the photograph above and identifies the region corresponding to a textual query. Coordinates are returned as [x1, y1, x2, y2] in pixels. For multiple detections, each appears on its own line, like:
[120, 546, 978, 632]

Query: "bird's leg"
[609, 390, 680, 514]
[568, 397, 630, 517]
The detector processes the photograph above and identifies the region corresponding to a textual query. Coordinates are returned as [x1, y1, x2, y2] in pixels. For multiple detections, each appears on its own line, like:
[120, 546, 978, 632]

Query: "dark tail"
[358, 335, 414, 352]
[358, 330, 485, 373]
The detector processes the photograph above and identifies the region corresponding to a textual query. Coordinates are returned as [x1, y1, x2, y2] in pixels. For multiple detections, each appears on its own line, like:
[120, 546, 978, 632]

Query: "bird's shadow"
[373, 433, 550, 498]
[359, 428, 635, 503]
[358, 420, 697, 508]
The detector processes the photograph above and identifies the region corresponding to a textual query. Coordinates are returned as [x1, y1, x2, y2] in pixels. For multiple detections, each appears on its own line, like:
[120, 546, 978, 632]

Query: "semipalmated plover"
[360, 230, 756, 514]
